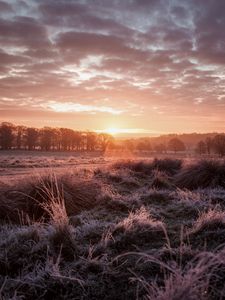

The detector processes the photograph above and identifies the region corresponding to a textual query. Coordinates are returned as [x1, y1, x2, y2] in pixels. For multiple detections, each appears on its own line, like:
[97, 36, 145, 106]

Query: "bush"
[0, 173, 101, 223]
[151, 158, 182, 175]
[175, 160, 225, 189]
[111, 207, 166, 250]
[187, 209, 225, 250]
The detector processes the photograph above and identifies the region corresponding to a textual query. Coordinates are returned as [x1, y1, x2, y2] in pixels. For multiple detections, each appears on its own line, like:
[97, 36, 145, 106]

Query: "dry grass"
[0, 158, 225, 299]
[175, 160, 225, 189]
[0, 172, 101, 223]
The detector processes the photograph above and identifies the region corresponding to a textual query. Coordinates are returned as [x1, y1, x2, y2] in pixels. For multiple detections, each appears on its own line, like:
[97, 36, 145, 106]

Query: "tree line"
[195, 136, 225, 157]
[0, 122, 224, 156]
[116, 136, 225, 156]
[0, 122, 114, 151]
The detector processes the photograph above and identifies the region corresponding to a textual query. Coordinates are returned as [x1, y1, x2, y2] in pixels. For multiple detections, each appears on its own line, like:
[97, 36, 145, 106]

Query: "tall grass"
[175, 160, 225, 189]
[0, 158, 225, 299]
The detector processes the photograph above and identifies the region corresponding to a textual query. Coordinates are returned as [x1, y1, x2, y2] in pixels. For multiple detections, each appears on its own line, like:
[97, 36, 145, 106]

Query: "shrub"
[151, 158, 182, 175]
[175, 160, 225, 189]
[187, 208, 225, 250]
[150, 170, 172, 189]
[112, 160, 152, 174]
[111, 207, 166, 250]
[189, 209, 225, 235]
[0, 173, 101, 223]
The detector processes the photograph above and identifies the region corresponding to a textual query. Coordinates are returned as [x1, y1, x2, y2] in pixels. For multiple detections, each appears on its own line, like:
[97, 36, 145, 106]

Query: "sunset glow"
[0, 0, 224, 134]
[95, 127, 157, 136]
[104, 128, 122, 135]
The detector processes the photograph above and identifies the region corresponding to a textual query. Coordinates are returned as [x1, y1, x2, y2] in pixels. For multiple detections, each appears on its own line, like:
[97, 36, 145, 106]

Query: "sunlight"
[97, 127, 155, 136]
[105, 127, 121, 135]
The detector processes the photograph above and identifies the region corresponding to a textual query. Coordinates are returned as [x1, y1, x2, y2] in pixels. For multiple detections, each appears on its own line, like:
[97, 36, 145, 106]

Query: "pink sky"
[0, 0, 224, 135]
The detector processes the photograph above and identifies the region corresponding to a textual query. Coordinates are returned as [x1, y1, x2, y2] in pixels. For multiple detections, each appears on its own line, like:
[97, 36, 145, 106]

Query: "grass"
[175, 160, 225, 189]
[0, 158, 225, 299]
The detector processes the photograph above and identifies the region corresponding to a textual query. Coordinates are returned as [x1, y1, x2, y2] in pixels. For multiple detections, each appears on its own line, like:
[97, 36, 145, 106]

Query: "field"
[0, 152, 225, 299]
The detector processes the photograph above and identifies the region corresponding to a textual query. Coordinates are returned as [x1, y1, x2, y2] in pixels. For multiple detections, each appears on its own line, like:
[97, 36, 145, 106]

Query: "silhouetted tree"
[40, 127, 54, 151]
[205, 137, 213, 155]
[0, 122, 14, 150]
[99, 133, 114, 152]
[136, 139, 152, 151]
[195, 140, 206, 155]
[50, 128, 61, 151]
[86, 132, 97, 151]
[212, 134, 225, 157]
[16, 125, 26, 149]
[137, 142, 146, 151]
[25, 127, 39, 150]
[154, 143, 167, 153]
[168, 138, 186, 153]
[73, 131, 83, 151]
[124, 139, 135, 152]
[60, 128, 74, 151]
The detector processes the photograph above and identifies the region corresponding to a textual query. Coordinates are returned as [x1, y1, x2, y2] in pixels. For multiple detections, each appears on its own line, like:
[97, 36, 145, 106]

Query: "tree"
[25, 127, 39, 150]
[136, 139, 152, 151]
[60, 128, 75, 151]
[0, 122, 14, 150]
[195, 140, 206, 155]
[51, 128, 61, 151]
[86, 132, 97, 151]
[137, 142, 146, 151]
[16, 125, 26, 149]
[99, 133, 114, 152]
[205, 137, 213, 155]
[40, 127, 54, 151]
[212, 134, 225, 157]
[124, 139, 135, 152]
[154, 143, 167, 154]
[168, 138, 186, 153]
[73, 131, 83, 151]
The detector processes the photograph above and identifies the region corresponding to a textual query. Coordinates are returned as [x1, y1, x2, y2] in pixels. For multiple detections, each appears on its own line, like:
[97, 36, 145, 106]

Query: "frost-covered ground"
[0, 151, 109, 182]
[0, 157, 225, 299]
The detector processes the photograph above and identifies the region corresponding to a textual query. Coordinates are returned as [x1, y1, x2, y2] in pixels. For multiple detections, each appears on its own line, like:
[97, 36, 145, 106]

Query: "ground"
[0, 152, 225, 299]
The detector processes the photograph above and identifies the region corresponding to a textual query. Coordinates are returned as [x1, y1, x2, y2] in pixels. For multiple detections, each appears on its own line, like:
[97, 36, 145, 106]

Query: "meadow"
[0, 153, 225, 299]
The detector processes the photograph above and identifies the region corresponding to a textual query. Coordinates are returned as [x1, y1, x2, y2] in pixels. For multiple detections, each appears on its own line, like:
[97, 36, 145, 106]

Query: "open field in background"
[0, 155, 225, 299]
[0, 150, 220, 182]
[0, 151, 108, 182]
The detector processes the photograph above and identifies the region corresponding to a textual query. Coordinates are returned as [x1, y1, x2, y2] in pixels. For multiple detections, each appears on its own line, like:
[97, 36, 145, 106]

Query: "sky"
[0, 0, 224, 135]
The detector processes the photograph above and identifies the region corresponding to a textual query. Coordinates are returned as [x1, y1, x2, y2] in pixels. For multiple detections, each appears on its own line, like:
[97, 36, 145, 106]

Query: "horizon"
[0, 0, 225, 133]
[0, 120, 223, 140]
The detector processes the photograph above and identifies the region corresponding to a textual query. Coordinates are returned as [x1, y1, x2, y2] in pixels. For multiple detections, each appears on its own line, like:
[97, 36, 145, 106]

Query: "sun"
[105, 127, 121, 135]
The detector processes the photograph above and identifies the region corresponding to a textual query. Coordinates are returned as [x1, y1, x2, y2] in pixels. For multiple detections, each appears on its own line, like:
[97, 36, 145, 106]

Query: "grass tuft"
[175, 160, 225, 189]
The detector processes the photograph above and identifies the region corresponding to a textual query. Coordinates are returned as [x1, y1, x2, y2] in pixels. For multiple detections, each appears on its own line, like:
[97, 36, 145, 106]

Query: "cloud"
[43, 101, 124, 115]
[0, 0, 224, 132]
[0, 1, 13, 13]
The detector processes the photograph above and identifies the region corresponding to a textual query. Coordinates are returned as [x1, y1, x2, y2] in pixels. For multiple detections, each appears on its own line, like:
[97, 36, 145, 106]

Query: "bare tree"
[99, 133, 114, 152]
[195, 140, 206, 155]
[73, 131, 83, 151]
[86, 132, 98, 151]
[168, 138, 186, 153]
[212, 134, 225, 157]
[40, 127, 54, 151]
[205, 137, 213, 155]
[0, 122, 14, 150]
[25, 127, 39, 150]
[16, 125, 26, 149]
[136, 138, 152, 152]
[124, 139, 135, 152]
[154, 143, 167, 154]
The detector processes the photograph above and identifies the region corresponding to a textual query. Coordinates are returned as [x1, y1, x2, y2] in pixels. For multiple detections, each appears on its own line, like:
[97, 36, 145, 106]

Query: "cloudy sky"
[0, 0, 224, 135]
